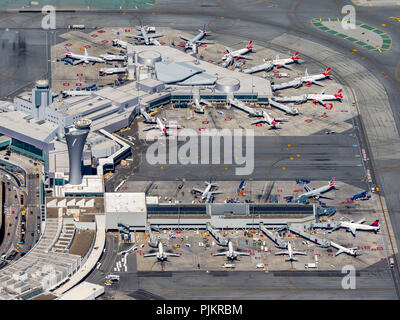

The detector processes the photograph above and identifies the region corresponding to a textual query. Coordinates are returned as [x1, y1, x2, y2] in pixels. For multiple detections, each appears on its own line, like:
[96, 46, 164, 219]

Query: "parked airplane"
[191, 182, 222, 203]
[222, 41, 253, 61]
[99, 52, 127, 62]
[308, 89, 343, 105]
[143, 242, 180, 261]
[298, 67, 332, 86]
[143, 118, 182, 136]
[64, 46, 104, 65]
[297, 177, 335, 201]
[131, 25, 163, 45]
[179, 25, 212, 53]
[334, 219, 380, 237]
[274, 242, 307, 261]
[330, 241, 359, 257]
[271, 51, 299, 69]
[212, 241, 250, 260]
[251, 110, 282, 129]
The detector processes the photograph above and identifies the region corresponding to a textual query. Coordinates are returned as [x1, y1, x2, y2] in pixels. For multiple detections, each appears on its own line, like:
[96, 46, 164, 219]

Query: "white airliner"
[191, 182, 222, 203]
[298, 67, 332, 86]
[307, 89, 343, 105]
[251, 110, 282, 129]
[143, 242, 180, 261]
[274, 242, 307, 261]
[335, 219, 380, 237]
[297, 177, 335, 201]
[271, 51, 299, 69]
[143, 118, 182, 136]
[131, 25, 163, 45]
[222, 40, 253, 61]
[64, 46, 104, 65]
[99, 52, 127, 62]
[330, 241, 359, 257]
[179, 25, 212, 53]
[212, 241, 250, 261]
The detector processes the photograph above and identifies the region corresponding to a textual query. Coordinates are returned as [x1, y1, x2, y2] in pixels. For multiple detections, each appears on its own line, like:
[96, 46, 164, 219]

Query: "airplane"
[307, 89, 343, 106]
[143, 242, 180, 261]
[143, 118, 182, 136]
[222, 40, 253, 61]
[296, 177, 335, 201]
[64, 46, 104, 65]
[179, 25, 212, 53]
[330, 241, 360, 257]
[251, 110, 283, 129]
[271, 51, 300, 69]
[334, 219, 380, 237]
[191, 181, 222, 203]
[274, 242, 307, 261]
[298, 67, 332, 86]
[131, 25, 163, 45]
[212, 240, 250, 261]
[99, 52, 127, 62]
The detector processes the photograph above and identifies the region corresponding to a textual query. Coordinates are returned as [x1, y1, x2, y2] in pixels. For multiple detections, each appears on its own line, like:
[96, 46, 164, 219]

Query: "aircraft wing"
[304, 185, 312, 192]
[293, 251, 307, 256]
[237, 55, 252, 60]
[143, 253, 158, 257]
[143, 125, 157, 131]
[196, 40, 214, 45]
[274, 250, 289, 256]
[150, 34, 164, 38]
[225, 47, 232, 53]
[165, 253, 180, 257]
[165, 124, 181, 129]
[251, 119, 265, 125]
[347, 227, 357, 237]
[235, 251, 250, 256]
[311, 80, 324, 86]
[209, 191, 223, 195]
[192, 188, 204, 194]
[355, 218, 366, 224]
[314, 99, 324, 105]
[73, 59, 86, 65]
[213, 251, 229, 257]
[131, 35, 145, 39]
[179, 35, 191, 41]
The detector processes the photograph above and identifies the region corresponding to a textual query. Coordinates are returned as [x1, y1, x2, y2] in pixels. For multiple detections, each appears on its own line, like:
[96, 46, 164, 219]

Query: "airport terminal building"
[0, 45, 273, 186]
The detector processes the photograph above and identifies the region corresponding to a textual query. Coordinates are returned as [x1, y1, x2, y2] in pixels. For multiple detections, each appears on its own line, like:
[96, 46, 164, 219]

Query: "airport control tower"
[65, 119, 91, 185]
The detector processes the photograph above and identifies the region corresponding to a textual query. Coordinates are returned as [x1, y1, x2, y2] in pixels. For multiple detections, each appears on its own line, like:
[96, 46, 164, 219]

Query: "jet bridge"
[287, 224, 331, 248]
[259, 222, 288, 249]
[271, 94, 307, 105]
[268, 98, 299, 115]
[140, 108, 156, 123]
[228, 98, 262, 117]
[206, 222, 229, 246]
[271, 78, 302, 91]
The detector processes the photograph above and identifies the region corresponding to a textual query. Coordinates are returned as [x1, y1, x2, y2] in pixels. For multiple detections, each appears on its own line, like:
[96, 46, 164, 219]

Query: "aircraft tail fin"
[329, 177, 335, 187]
[84, 48, 88, 57]
[334, 89, 343, 99]
[323, 67, 331, 76]
[286, 257, 298, 262]
[371, 219, 380, 227]
[291, 51, 299, 61]
[64, 46, 72, 56]
[246, 40, 253, 50]
[304, 68, 309, 77]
